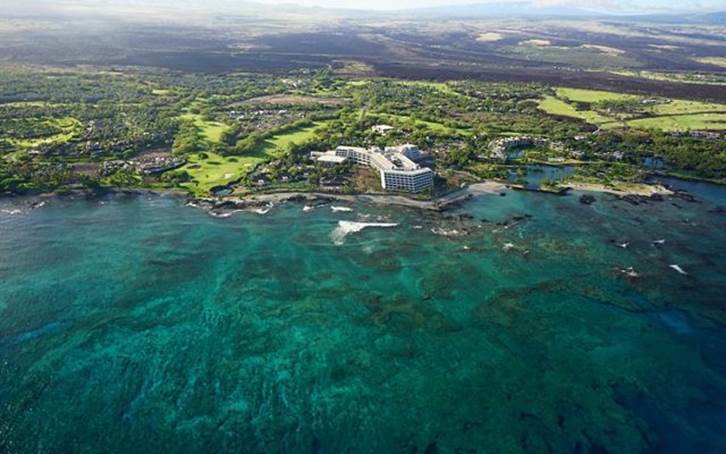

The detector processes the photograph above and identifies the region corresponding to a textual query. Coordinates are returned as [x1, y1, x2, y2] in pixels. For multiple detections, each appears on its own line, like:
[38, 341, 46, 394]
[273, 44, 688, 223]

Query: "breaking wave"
[331, 220, 398, 245]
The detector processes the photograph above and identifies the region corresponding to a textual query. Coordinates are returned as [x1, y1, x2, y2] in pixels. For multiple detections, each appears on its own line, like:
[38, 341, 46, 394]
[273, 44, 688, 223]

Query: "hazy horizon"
[3, 0, 725, 14]
[254, 0, 726, 12]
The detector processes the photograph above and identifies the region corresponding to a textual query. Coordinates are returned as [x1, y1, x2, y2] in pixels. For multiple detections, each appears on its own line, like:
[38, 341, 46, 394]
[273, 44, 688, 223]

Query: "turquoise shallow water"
[0, 187, 725, 453]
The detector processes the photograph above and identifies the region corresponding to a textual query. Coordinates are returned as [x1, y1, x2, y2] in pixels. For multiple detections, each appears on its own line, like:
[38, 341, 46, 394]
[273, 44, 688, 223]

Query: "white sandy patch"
[477, 32, 503, 42]
[521, 39, 551, 47]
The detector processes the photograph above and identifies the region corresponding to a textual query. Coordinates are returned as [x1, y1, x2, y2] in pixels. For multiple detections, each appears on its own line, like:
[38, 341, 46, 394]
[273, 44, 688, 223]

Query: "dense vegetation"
[0, 66, 723, 196]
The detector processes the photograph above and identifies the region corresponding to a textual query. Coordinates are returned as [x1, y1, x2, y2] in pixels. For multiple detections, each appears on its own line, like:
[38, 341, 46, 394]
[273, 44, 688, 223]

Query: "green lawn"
[179, 122, 325, 195]
[649, 99, 726, 116]
[399, 80, 460, 96]
[180, 152, 262, 195]
[613, 113, 726, 131]
[348, 79, 462, 97]
[0, 101, 60, 108]
[609, 70, 726, 86]
[179, 113, 230, 144]
[372, 113, 472, 136]
[538, 96, 614, 124]
[257, 123, 323, 155]
[556, 87, 637, 104]
[540, 88, 726, 131]
[7, 116, 81, 150]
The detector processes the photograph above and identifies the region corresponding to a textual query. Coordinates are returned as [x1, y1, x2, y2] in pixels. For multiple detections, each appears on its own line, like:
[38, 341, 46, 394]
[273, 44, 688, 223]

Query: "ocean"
[1, 183, 724, 452]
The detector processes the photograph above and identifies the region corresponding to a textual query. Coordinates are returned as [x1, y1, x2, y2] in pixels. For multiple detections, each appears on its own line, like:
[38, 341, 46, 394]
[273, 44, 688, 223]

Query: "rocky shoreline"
[186, 181, 509, 216]
[565, 181, 673, 198]
[1, 178, 706, 218]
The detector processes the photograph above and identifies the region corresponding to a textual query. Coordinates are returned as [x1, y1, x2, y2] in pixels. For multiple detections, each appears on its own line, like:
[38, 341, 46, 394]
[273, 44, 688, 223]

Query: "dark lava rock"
[512, 214, 533, 221]
[214, 200, 241, 210]
[671, 190, 700, 203]
[620, 194, 644, 205]
[497, 214, 533, 227]
[579, 194, 596, 205]
[649, 193, 664, 202]
[499, 192, 506, 197]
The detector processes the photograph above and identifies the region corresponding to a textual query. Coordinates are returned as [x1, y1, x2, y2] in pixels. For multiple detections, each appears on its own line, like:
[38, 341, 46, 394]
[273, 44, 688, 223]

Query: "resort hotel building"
[312, 144, 434, 192]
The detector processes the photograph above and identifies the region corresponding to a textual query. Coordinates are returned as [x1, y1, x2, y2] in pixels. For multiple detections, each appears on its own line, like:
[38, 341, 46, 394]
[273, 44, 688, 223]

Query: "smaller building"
[316, 154, 348, 165]
[385, 144, 428, 162]
[372, 124, 394, 134]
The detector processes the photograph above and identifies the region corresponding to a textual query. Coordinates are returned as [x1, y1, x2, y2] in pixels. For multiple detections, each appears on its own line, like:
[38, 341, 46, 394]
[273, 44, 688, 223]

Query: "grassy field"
[556, 87, 636, 103]
[7, 116, 81, 150]
[538, 96, 613, 125]
[649, 100, 726, 116]
[372, 112, 472, 136]
[539, 87, 726, 131]
[179, 113, 230, 144]
[0, 101, 64, 108]
[180, 151, 261, 195]
[609, 113, 726, 131]
[609, 70, 726, 86]
[398, 80, 461, 96]
[257, 123, 323, 155]
[351, 79, 463, 98]
[694, 57, 726, 68]
[180, 122, 325, 195]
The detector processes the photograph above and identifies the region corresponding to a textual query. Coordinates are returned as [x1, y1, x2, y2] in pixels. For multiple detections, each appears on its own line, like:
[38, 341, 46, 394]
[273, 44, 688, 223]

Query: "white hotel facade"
[312, 144, 434, 192]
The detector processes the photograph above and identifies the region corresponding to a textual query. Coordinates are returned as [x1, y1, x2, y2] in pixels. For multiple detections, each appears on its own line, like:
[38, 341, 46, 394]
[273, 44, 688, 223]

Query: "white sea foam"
[1, 209, 22, 215]
[248, 203, 274, 215]
[669, 264, 688, 275]
[302, 205, 314, 212]
[331, 206, 353, 213]
[431, 227, 460, 237]
[331, 220, 398, 245]
[209, 210, 244, 218]
[618, 266, 640, 278]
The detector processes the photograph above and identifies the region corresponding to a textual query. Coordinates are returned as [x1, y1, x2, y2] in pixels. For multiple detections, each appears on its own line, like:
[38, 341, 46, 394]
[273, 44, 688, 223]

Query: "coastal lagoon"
[1, 185, 725, 453]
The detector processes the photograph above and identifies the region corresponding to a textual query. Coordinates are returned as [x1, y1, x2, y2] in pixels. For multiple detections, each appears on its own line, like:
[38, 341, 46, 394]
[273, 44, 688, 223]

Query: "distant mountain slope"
[397, 1, 604, 18]
[3, 0, 722, 22]
[693, 11, 726, 24]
